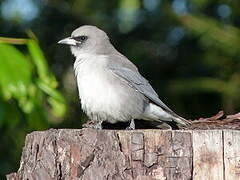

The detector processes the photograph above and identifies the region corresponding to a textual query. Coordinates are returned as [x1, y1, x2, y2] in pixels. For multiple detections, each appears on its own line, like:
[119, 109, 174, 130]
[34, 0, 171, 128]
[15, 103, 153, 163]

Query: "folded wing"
[108, 64, 179, 117]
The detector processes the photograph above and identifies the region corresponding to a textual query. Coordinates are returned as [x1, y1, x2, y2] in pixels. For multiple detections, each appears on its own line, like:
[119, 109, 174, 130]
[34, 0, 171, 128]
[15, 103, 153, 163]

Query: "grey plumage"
[58, 25, 190, 129]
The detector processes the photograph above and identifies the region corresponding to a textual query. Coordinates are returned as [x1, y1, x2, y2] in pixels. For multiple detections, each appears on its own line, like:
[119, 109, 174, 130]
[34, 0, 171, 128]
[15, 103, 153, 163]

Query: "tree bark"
[6, 129, 240, 180]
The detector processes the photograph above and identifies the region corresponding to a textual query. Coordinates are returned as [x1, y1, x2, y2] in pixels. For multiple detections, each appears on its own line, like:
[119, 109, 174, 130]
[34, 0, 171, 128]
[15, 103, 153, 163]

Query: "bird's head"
[58, 25, 114, 57]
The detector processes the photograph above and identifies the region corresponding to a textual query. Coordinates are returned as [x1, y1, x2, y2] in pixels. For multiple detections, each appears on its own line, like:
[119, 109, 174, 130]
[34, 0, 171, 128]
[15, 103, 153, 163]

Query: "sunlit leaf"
[37, 79, 65, 103]
[27, 40, 57, 87]
[37, 79, 67, 117]
[48, 97, 67, 117]
[0, 43, 32, 108]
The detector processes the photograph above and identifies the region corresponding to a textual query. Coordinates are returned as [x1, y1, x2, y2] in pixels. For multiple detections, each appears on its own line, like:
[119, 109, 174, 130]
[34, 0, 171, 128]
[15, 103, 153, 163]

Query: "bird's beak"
[58, 37, 77, 46]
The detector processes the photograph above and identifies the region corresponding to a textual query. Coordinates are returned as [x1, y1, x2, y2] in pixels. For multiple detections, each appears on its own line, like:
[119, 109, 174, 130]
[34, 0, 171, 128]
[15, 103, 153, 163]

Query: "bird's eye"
[72, 36, 88, 42]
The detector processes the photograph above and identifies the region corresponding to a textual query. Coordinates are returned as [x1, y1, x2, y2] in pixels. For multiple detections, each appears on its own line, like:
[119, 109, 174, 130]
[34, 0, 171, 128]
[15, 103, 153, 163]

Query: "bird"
[58, 25, 190, 130]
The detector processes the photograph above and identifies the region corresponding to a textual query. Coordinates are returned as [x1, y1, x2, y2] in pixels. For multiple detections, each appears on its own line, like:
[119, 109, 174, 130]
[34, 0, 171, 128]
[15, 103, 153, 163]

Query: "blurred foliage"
[0, 0, 240, 178]
[170, 14, 240, 114]
[0, 37, 66, 177]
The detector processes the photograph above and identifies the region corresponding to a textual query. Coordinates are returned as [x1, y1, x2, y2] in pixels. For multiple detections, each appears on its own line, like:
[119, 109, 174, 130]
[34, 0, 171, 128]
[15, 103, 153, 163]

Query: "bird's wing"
[108, 64, 178, 116]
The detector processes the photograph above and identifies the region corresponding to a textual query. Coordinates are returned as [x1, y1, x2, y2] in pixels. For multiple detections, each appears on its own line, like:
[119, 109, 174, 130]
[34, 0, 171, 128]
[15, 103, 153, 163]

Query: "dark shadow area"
[102, 120, 179, 130]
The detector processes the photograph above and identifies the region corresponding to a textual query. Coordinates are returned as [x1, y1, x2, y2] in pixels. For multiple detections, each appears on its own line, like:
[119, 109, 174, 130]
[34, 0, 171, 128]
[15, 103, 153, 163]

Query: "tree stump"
[6, 129, 240, 180]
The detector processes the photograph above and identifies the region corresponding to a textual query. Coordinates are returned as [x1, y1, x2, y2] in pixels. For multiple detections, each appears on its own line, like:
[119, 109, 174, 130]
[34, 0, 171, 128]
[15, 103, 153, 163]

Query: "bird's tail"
[173, 115, 191, 126]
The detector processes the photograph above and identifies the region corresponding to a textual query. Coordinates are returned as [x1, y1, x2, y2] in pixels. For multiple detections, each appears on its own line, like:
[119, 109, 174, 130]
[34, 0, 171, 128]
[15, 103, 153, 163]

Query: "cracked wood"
[6, 129, 240, 180]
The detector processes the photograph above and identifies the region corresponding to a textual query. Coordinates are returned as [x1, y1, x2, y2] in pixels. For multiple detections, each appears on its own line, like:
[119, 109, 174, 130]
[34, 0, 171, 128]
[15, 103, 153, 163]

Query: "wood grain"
[224, 130, 240, 180]
[192, 130, 224, 180]
[6, 129, 240, 180]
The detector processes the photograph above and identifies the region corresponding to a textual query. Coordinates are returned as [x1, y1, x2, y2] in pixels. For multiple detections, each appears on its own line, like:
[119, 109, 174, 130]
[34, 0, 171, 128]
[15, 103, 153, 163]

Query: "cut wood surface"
[6, 129, 240, 180]
[192, 130, 224, 180]
[224, 130, 240, 180]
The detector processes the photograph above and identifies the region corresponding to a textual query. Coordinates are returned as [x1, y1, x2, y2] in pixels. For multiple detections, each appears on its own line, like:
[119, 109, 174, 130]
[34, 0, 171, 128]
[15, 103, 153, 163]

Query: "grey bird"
[58, 25, 190, 129]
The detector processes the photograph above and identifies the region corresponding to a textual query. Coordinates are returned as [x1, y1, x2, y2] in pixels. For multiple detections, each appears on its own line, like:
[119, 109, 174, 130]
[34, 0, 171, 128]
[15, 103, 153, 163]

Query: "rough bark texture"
[6, 129, 240, 180]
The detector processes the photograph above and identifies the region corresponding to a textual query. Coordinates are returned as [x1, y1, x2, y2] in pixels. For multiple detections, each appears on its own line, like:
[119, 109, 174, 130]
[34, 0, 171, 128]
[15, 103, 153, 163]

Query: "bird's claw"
[126, 119, 135, 130]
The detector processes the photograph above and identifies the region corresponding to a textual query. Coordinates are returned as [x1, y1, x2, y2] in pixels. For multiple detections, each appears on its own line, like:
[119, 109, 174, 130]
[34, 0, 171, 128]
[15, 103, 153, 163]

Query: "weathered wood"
[117, 130, 193, 179]
[224, 130, 240, 180]
[192, 130, 224, 180]
[171, 131, 192, 180]
[6, 129, 240, 180]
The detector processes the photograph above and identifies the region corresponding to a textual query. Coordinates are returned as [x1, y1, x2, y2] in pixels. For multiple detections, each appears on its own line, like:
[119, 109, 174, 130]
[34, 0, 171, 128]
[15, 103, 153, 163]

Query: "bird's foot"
[126, 119, 135, 130]
[82, 120, 103, 130]
[95, 121, 103, 130]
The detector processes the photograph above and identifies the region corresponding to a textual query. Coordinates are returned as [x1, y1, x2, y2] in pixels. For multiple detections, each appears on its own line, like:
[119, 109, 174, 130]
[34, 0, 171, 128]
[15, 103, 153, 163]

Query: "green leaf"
[27, 40, 57, 87]
[0, 43, 32, 102]
[48, 97, 67, 117]
[37, 79, 66, 117]
[27, 40, 66, 117]
[37, 79, 65, 103]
